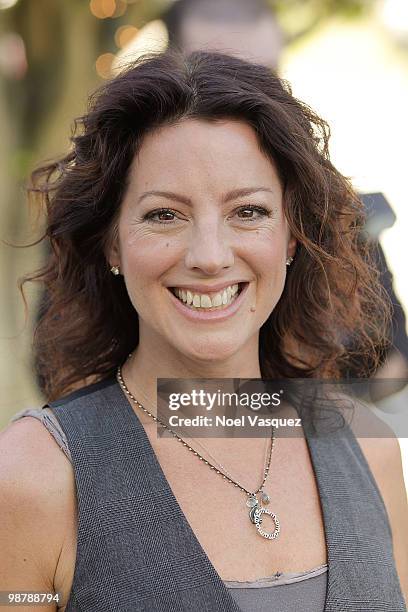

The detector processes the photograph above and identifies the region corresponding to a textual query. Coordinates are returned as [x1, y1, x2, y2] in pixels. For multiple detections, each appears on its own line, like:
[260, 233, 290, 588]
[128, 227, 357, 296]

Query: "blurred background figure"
[162, 0, 408, 400]
[349, 193, 408, 400]
[163, 0, 284, 71]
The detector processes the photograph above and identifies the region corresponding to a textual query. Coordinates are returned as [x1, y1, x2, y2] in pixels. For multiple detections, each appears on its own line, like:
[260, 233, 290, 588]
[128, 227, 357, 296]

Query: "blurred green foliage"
[270, 0, 373, 41]
[272, 0, 371, 15]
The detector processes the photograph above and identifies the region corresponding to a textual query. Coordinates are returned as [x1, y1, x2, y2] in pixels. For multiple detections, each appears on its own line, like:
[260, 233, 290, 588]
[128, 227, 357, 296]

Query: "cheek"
[120, 231, 182, 297]
[247, 232, 288, 310]
[249, 228, 287, 272]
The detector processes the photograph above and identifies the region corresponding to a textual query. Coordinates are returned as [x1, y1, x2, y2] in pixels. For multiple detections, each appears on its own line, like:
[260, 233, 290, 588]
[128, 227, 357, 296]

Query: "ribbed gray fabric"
[228, 571, 327, 611]
[45, 377, 405, 612]
[10, 407, 71, 461]
[224, 563, 328, 588]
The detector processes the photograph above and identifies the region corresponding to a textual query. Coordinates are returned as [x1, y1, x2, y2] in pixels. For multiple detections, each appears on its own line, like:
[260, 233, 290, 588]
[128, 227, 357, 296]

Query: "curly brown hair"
[22, 50, 391, 401]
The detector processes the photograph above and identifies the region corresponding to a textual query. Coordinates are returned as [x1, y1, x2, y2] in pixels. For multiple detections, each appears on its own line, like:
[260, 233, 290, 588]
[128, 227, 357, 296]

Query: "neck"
[120, 330, 262, 422]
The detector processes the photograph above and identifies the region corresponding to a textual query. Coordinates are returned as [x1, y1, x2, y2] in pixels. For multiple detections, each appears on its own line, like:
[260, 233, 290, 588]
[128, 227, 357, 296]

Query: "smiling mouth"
[169, 283, 246, 311]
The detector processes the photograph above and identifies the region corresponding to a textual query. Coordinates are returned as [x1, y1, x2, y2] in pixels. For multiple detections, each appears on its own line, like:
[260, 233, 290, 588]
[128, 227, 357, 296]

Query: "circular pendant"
[252, 507, 280, 540]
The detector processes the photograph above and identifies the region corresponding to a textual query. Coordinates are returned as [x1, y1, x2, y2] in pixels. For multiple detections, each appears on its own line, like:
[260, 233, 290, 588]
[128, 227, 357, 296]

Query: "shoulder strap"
[303, 415, 406, 611]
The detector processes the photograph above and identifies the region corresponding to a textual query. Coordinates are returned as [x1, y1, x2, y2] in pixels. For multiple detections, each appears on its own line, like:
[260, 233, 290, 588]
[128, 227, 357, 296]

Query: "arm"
[0, 417, 74, 612]
[360, 435, 408, 604]
[348, 402, 408, 604]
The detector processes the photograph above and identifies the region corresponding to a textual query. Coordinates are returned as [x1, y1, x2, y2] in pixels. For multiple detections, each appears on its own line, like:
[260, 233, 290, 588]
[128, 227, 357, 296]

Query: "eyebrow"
[137, 187, 276, 206]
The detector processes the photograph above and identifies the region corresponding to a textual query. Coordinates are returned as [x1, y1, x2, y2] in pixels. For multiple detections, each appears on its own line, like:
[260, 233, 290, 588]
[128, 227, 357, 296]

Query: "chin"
[177, 336, 244, 364]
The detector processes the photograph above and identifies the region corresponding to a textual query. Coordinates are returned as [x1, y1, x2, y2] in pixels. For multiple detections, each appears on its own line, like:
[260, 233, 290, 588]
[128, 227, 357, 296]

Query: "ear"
[287, 233, 297, 259]
[105, 223, 121, 269]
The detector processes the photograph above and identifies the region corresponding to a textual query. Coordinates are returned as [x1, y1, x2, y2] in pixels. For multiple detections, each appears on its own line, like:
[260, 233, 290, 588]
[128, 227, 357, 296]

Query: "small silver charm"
[261, 492, 270, 504]
[247, 495, 280, 540]
[246, 496, 258, 508]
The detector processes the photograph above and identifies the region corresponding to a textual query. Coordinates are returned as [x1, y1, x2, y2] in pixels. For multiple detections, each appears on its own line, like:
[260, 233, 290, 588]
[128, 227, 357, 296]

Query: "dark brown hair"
[23, 50, 391, 401]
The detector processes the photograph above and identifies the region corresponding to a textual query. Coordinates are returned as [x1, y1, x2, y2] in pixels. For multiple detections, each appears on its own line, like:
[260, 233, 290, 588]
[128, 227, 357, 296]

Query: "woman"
[1, 51, 407, 611]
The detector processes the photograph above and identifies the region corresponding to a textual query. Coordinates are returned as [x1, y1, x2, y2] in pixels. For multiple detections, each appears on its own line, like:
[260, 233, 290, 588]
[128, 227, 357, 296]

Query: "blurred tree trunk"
[0, 0, 101, 423]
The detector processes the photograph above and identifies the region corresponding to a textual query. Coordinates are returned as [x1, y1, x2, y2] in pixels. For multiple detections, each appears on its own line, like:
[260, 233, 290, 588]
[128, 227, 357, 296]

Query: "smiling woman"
[1, 50, 407, 612]
[110, 118, 295, 357]
[21, 53, 391, 396]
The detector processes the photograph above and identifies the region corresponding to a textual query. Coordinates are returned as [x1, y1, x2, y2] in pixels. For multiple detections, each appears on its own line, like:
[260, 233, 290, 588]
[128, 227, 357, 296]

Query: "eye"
[234, 205, 271, 221]
[143, 208, 178, 224]
[143, 204, 272, 225]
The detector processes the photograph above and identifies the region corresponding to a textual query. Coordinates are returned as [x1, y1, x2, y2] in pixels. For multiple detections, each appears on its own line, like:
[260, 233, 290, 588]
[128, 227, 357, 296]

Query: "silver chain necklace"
[116, 365, 281, 540]
[116, 365, 271, 488]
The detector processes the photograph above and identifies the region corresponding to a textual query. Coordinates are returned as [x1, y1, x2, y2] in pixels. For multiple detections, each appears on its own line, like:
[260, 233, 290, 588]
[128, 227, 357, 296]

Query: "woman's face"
[111, 118, 296, 363]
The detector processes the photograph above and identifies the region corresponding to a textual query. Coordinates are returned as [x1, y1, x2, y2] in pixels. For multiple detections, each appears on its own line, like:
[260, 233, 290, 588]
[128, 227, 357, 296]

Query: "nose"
[184, 218, 235, 275]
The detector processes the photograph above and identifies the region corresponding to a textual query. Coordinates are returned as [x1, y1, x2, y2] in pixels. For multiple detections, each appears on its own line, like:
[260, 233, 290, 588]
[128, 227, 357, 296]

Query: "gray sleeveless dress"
[10, 377, 406, 612]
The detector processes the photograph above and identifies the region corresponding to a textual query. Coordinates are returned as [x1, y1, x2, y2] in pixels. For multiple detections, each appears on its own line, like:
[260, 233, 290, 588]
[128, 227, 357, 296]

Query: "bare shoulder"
[345, 398, 406, 492]
[0, 414, 75, 501]
[0, 416, 76, 609]
[345, 398, 408, 603]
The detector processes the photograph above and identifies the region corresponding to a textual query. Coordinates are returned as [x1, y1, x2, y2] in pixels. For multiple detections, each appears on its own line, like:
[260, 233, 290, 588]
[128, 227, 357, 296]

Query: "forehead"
[128, 118, 281, 194]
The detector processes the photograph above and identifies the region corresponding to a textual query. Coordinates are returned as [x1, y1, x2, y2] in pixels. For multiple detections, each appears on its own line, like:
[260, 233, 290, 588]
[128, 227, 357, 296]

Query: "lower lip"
[167, 283, 249, 322]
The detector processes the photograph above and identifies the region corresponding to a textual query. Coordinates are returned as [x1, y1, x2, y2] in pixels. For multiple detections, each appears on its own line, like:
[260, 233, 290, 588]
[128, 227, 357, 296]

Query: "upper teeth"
[173, 284, 240, 308]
